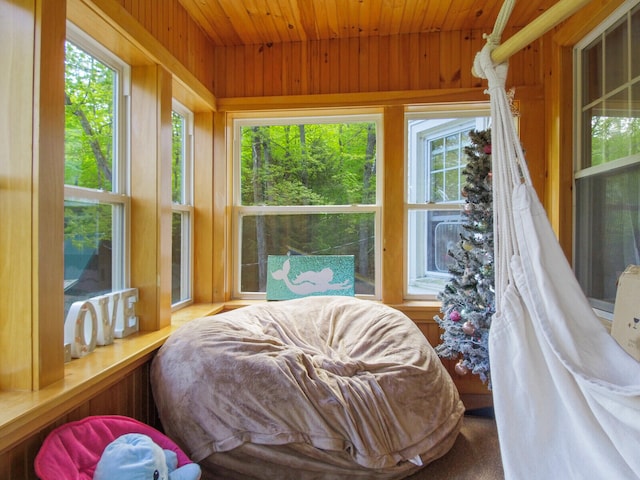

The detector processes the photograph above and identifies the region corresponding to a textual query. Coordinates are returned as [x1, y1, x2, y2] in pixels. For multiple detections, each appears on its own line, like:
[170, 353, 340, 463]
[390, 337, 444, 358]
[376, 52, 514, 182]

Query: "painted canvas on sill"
[266, 255, 355, 300]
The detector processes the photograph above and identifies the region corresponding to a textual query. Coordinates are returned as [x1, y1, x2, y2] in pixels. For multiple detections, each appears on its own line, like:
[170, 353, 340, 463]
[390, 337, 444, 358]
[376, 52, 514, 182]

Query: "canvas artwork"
[266, 255, 355, 300]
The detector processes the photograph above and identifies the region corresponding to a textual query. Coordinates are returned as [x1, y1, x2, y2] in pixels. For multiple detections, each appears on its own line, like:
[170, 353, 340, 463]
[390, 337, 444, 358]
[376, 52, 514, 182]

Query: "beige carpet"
[406, 413, 503, 480]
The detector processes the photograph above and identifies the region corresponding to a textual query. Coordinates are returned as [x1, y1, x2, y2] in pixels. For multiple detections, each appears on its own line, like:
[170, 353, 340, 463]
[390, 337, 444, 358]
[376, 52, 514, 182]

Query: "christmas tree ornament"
[449, 310, 461, 322]
[462, 241, 473, 251]
[455, 360, 469, 376]
[462, 321, 476, 335]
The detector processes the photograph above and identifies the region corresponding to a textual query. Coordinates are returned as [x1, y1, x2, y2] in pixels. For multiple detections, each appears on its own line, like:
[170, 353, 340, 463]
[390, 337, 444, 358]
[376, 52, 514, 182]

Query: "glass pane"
[444, 169, 461, 202]
[64, 201, 114, 316]
[432, 151, 444, 170]
[603, 89, 631, 162]
[585, 103, 603, 168]
[430, 171, 444, 202]
[240, 122, 377, 206]
[604, 18, 628, 92]
[444, 147, 460, 168]
[407, 209, 464, 296]
[240, 213, 375, 295]
[582, 37, 602, 105]
[172, 211, 185, 304]
[632, 82, 640, 157]
[407, 116, 489, 205]
[632, 4, 640, 78]
[172, 111, 185, 204]
[64, 42, 115, 191]
[575, 165, 640, 311]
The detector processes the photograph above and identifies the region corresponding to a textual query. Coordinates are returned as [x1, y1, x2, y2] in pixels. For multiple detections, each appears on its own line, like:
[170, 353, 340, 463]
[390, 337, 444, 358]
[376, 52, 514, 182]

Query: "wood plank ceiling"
[179, 0, 558, 47]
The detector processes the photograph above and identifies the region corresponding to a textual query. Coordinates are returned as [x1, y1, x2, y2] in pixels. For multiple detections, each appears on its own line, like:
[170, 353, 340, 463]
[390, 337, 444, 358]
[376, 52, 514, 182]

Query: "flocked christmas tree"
[435, 129, 495, 387]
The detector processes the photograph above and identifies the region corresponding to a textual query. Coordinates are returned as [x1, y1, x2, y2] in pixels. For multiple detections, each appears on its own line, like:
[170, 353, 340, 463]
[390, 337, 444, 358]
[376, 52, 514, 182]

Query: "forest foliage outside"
[237, 121, 378, 294]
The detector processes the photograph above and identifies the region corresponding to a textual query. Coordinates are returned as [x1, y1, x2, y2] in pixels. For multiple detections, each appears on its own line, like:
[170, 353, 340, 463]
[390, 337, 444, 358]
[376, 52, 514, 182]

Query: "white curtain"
[473, 43, 640, 479]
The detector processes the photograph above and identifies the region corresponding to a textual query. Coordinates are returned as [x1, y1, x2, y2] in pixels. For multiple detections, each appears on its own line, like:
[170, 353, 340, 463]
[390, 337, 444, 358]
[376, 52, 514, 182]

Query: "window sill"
[0, 302, 223, 454]
[0, 299, 442, 453]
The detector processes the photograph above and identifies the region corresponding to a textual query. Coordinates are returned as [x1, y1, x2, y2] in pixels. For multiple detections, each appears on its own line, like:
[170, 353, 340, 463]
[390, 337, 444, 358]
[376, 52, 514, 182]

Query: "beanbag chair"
[151, 296, 464, 479]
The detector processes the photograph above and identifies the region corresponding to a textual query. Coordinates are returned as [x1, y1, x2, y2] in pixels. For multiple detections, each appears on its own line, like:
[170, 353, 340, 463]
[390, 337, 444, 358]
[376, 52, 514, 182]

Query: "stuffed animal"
[93, 433, 201, 480]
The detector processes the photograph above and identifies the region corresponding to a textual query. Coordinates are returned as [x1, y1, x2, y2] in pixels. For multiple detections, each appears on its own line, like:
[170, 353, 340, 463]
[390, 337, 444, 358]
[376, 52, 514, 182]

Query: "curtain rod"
[474, 0, 593, 75]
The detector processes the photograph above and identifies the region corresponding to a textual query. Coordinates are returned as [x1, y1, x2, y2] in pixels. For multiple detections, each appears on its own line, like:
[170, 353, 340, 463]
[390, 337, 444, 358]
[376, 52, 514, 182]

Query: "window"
[171, 102, 194, 307]
[63, 25, 130, 316]
[232, 113, 382, 299]
[574, 0, 640, 313]
[406, 110, 490, 298]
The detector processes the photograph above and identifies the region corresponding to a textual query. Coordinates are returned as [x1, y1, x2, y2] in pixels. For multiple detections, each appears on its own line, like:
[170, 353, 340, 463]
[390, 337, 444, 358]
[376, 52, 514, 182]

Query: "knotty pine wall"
[213, 26, 542, 97]
[113, 0, 216, 94]
[0, 360, 160, 480]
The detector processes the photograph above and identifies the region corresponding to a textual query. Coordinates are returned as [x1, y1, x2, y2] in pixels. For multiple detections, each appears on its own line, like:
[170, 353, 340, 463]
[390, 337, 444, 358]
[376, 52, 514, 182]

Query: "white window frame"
[573, 0, 640, 317]
[64, 22, 131, 300]
[231, 111, 383, 300]
[171, 100, 194, 309]
[405, 105, 491, 299]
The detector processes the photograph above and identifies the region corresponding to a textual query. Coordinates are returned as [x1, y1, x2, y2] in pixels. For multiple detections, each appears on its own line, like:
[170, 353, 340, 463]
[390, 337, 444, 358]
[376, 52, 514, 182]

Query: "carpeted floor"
[406, 411, 503, 480]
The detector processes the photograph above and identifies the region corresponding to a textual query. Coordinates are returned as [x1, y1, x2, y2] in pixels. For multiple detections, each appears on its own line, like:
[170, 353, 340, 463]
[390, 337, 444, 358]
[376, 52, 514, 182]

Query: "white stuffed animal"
[93, 433, 201, 480]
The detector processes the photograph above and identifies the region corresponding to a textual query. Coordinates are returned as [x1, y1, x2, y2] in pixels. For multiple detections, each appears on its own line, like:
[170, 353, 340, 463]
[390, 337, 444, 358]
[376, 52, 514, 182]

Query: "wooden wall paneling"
[234, 45, 246, 97]
[212, 112, 229, 302]
[112, 0, 216, 97]
[212, 47, 223, 98]
[348, 36, 359, 93]
[130, 65, 173, 331]
[387, 35, 400, 91]
[282, 41, 292, 95]
[0, 0, 35, 392]
[471, 28, 486, 88]
[382, 106, 405, 304]
[317, 39, 328, 95]
[0, 0, 66, 391]
[34, 0, 67, 390]
[307, 40, 320, 95]
[407, 33, 420, 91]
[358, 35, 370, 92]
[519, 95, 547, 199]
[0, 361, 160, 480]
[271, 42, 284, 97]
[523, 30, 542, 87]
[194, 112, 215, 303]
[368, 36, 380, 93]
[460, 30, 475, 89]
[506, 28, 524, 87]
[328, 38, 340, 94]
[338, 37, 349, 92]
[426, 32, 441, 90]
[377, 35, 390, 92]
[297, 41, 309, 94]
[445, 30, 463, 89]
[261, 43, 273, 97]
[222, 46, 234, 98]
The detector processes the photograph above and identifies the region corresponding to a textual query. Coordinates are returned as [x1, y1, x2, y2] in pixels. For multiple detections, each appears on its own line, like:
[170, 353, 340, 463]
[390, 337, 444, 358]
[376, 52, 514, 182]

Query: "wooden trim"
[193, 112, 216, 303]
[33, 0, 67, 389]
[212, 112, 230, 302]
[217, 87, 491, 111]
[382, 106, 405, 304]
[130, 65, 173, 331]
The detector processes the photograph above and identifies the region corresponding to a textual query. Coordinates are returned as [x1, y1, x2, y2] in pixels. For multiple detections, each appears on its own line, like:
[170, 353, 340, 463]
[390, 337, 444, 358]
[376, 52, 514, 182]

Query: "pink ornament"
[455, 360, 469, 376]
[483, 144, 492, 154]
[449, 310, 461, 322]
[464, 203, 473, 212]
[462, 321, 476, 335]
